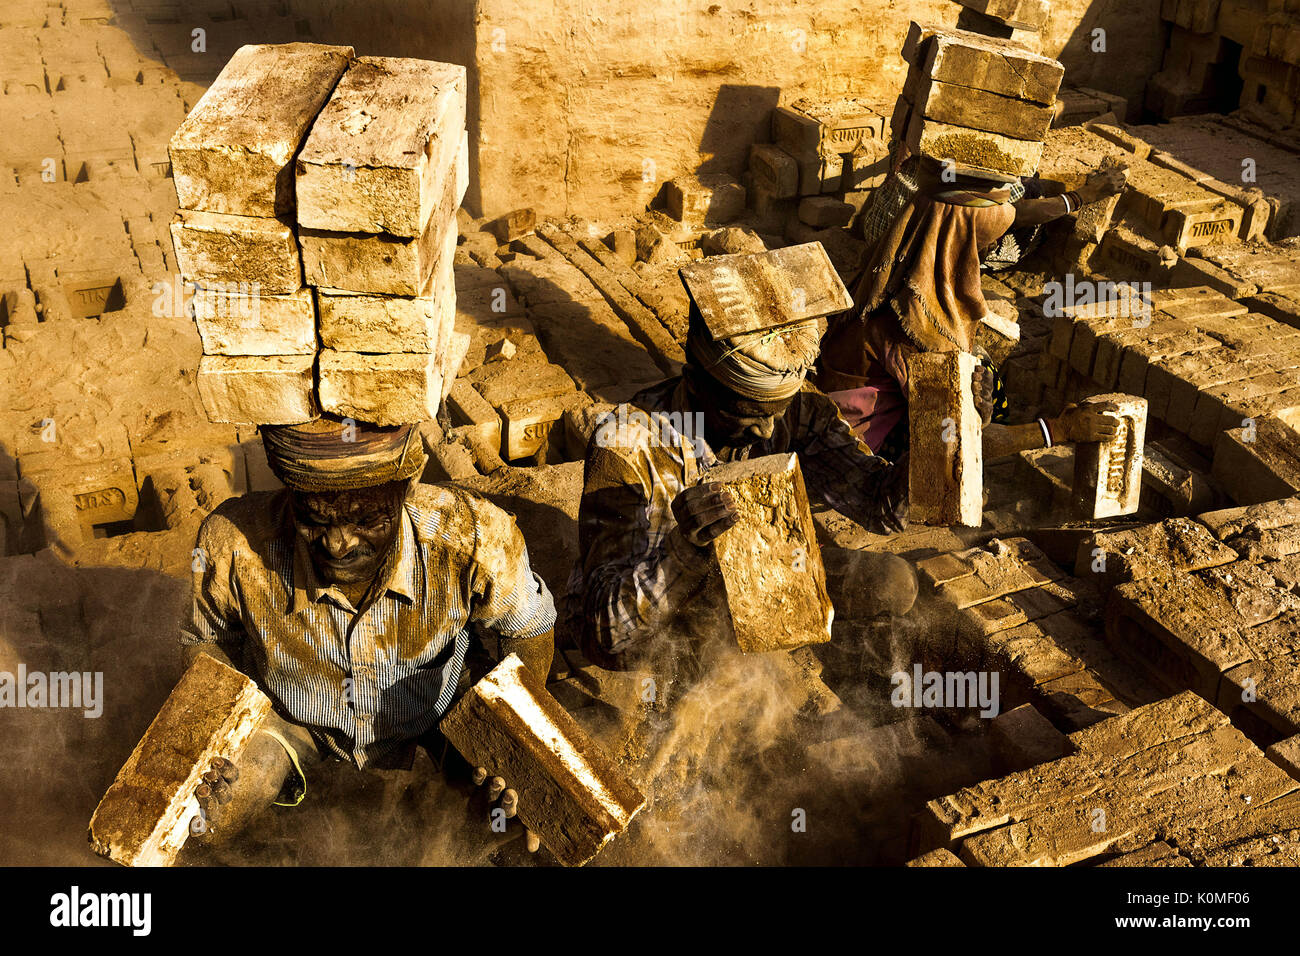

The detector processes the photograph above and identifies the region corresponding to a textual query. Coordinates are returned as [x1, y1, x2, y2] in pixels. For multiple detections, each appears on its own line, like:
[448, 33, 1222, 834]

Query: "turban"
[686, 312, 823, 401]
[261, 416, 427, 493]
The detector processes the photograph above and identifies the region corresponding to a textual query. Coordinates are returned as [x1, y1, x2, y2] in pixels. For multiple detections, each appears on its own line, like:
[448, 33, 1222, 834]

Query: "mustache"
[312, 541, 379, 563]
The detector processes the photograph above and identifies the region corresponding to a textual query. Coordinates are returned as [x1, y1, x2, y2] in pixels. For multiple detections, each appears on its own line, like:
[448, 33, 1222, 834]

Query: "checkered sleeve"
[575, 443, 713, 669]
[466, 498, 557, 641]
[179, 510, 247, 663]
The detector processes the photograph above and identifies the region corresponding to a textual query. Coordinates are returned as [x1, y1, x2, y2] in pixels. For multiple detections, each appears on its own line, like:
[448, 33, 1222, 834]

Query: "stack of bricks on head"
[169, 42, 470, 427]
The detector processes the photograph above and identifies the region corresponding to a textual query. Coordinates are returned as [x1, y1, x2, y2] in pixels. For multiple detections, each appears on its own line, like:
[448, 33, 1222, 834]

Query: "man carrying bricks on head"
[178, 415, 556, 845]
[565, 248, 915, 674]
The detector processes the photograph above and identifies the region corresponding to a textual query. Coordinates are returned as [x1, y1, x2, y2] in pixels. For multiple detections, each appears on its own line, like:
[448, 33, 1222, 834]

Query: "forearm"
[982, 418, 1059, 459]
[580, 530, 712, 669]
[1012, 195, 1071, 227]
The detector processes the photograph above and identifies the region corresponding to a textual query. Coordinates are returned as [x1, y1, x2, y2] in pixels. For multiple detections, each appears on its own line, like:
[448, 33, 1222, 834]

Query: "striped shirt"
[181, 483, 556, 769]
[563, 377, 896, 668]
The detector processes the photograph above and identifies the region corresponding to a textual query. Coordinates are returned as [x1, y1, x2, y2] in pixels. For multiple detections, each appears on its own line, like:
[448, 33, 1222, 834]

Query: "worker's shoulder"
[405, 481, 517, 547]
[198, 490, 287, 550]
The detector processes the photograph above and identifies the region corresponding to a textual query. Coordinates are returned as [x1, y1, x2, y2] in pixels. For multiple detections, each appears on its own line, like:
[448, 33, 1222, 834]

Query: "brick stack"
[298, 55, 468, 426]
[169, 43, 468, 428]
[891, 23, 1065, 181]
[746, 96, 891, 236]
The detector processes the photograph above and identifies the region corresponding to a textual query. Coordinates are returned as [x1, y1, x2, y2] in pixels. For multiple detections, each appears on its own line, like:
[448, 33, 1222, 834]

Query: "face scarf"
[854, 167, 1017, 355]
[261, 417, 428, 493]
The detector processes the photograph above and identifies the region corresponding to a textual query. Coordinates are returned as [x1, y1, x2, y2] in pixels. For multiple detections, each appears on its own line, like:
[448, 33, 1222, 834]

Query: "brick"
[770, 106, 821, 157]
[296, 56, 465, 237]
[170, 209, 302, 294]
[797, 196, 853, 229]
[908, 351, 982, 527]
[905, 111, 1044, 179]
[922, 28, 1064, 104]
[1082, 517, 1239, 590]
[748, 144, 798, 199]
[954, 0, 1050, 30]
[440, 654, 645, 866]
[677, 242, 851, 339]
[445, 380, 502, 453]
[914, 76, 1054, 141]
[89, 653, 273, 867]
[471, 360, 577, 410]
[1072, 394, 1147, 519]
[192, 285, 316, 355]
[1265, 735, 1300, 778]
[905, 847, 966, 866]
[922, 693, 1295, 866]
[1105, 572, 1253, 697]
[197, 353, 318, 425]
[1213, 420, 1300, 505]
[498, 391, 592, 461]
[299, 149, 465, 295]
[169, 43, 355, 217]
[664, 174, 745, 225]
[707, 453, 834, 654]
[990, 703, 1073, 773]
[796, 151, 843, 196]
[317, 350, 442, 425]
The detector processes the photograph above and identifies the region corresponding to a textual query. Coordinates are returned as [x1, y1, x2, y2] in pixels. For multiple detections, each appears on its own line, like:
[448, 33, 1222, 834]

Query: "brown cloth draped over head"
[853, 163, 1016, 355]
[261, 415, 427, 493]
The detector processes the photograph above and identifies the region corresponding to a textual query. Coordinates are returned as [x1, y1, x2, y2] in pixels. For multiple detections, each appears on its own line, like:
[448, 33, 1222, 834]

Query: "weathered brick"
[908, 351, 982, 527]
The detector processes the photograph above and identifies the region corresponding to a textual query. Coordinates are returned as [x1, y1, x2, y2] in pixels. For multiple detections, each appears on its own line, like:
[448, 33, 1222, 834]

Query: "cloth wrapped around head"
[685, 309, 824, 401]
[854, 157, 1017, 355]
[261, 415, 427, 493]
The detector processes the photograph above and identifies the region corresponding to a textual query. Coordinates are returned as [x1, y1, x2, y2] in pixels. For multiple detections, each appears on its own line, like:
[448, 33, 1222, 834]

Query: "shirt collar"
[288, 507, 418, 614]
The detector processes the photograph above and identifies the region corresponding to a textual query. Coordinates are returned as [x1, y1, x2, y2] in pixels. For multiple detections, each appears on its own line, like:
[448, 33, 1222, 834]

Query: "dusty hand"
[865, 453, 909, 535]
[671, 481, 739, 547]
[188, 756, 239, 843]
[1079, 164, 1128, 204]
[1052, 402, 1123, 443]
[473, 766, 540, 853]
[971, 365, 995, 426]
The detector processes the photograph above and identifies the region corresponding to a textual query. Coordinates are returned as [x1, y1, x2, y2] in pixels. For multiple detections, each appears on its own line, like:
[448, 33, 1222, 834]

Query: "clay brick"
[748, 144, 798, 199]
[445, 380, 501, 453]
[499, 391, 592, 461]
[296, 56, 465, 237]
[170, 209, 303, 294]
[907, 351, 982, 527]
[664, 174, 745, 225]
[905, 847, 966, 866]
[905, 111, 1044, 179]
[1266, 734, 1300, 779]
[677, 242, 851, 339]
[192, 285, 316, 355]
[921, 28, 1064, 104]
[89, 653, 272, 867]
[1082, 517, 1238, 591]
[955, 0, 1050, 30]
[1073, 394, 1147, 519]
[1212, 420, 1300, 505]
[1105, 571, 1253, 698]
[470, 360, 577, 411]
[299, 149, 465, 295]
[197, 353, 319, 425]
[990, 703, 1073, 773]
[317, 350, 442, 425]
[169, 43, 355, 217]
[922, 693, 1295, 866]
[707, 453, 834, 654]
[439, 654, 645, 867]
[914, 76, 1054, 141]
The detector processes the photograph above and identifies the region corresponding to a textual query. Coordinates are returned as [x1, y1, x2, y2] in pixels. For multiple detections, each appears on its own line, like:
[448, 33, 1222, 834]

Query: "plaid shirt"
[182, 484, 555, 769]
[563, 377, 893, 668]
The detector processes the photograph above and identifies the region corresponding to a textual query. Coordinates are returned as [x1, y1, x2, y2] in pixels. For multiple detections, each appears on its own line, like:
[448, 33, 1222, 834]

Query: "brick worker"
[818, 151, 1128, 463]
[178, 415, 555, 849]
[564, 303, 916, 675]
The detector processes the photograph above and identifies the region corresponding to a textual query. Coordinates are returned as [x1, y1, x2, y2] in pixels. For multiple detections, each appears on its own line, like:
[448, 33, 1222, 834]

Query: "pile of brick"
[171, 42, 468, 428]
[891, 23, 1064, 181]
[912, 536, 1145, 731]
[1147, 0, 1300, 125]
[1037, 284, 1300, 498]
[1087, 500, 1300, 748]
[745, 96, 890, 240]
[910, 691, 1300, 866]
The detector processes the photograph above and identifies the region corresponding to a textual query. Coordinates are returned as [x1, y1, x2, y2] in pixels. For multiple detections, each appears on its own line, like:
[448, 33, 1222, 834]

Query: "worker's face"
[688, 368, 795, 448]
[291, 480, 408, 586]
